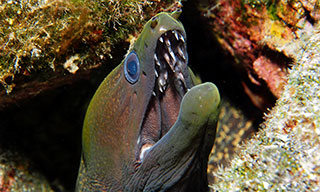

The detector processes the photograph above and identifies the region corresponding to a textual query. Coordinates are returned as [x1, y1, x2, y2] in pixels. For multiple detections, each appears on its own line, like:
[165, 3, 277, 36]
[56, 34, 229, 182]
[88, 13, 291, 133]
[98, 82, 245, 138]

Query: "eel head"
[76, 11, 220, 192]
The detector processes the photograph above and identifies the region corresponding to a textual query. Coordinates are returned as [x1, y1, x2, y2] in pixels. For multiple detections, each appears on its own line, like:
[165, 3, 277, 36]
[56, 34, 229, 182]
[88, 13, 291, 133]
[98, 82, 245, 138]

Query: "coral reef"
[0, 0, 181, 108]
[200, 0, 320, 110]
[210, 30, 320, 191]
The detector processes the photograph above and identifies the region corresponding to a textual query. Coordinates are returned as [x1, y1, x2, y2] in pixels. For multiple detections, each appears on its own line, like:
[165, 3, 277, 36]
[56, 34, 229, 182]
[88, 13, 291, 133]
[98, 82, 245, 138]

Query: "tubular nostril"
[171, 8, 182, 19]
[150, 16, 158, 29]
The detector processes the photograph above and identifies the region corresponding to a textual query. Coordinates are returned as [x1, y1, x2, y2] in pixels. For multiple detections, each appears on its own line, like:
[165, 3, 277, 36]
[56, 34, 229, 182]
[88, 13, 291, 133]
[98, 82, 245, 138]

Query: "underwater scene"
[0, 0, 320, 191]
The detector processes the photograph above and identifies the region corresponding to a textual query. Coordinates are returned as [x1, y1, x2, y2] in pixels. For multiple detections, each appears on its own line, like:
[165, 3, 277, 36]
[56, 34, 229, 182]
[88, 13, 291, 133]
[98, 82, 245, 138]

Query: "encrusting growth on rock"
[210, 31, 320, 191]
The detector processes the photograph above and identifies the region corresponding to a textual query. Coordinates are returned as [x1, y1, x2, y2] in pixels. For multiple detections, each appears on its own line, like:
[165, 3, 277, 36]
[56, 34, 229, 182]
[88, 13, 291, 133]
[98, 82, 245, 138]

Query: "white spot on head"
[159, 26, 168, 33]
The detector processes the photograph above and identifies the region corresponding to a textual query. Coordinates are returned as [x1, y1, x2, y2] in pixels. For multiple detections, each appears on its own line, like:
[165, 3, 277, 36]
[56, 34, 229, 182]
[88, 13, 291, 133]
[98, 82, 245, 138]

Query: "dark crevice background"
[0, 42, 129, 191]
[0, 1, 263, 191]
[180, 0, 263, 123]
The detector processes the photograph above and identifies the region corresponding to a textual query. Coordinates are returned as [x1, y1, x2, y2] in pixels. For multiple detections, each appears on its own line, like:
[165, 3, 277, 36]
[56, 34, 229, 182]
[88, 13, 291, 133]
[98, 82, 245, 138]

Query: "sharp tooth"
[159, 37, 164, 43]
[166, 47, 176, 72]
[159, 77, 166, 86]
[177, 46, 186, 61]
[167, 46, 176, 64]
[180, 35, 185, 43]
[174, 74, 187, 93]
[154, 55, 160, 66]
[163, 71, 168, 80]
[152, 91, 156, 96]
[159, 75, 167, 92]
[159, 86, 164, 93]
[165, 38, 171, 47]
[176, 72, 186, 82]
[155, 69, 158, 77]
[164, 53, 171, 64]
[174, 31, 179, 41]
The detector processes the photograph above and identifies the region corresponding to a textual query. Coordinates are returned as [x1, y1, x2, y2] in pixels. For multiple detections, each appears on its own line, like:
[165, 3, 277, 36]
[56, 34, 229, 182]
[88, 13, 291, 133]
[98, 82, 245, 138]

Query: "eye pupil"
[127, 60, 137, 76]
[124, 51, 140, 84]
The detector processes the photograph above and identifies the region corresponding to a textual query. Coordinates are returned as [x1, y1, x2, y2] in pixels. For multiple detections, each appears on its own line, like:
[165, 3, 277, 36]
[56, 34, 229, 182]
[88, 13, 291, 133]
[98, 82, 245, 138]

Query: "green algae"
[0, 0, 180, 94]
[242, 0, 280, 21]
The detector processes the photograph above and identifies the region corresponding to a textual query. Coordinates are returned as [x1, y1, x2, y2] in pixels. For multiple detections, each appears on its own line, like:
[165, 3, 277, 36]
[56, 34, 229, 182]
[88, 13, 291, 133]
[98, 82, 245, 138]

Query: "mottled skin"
[76, 12, 220, 191]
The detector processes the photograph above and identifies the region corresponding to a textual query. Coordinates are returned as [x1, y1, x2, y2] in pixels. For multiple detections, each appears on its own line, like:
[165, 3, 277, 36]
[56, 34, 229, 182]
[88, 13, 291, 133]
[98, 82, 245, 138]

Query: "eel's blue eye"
[124, 51, 140, 84]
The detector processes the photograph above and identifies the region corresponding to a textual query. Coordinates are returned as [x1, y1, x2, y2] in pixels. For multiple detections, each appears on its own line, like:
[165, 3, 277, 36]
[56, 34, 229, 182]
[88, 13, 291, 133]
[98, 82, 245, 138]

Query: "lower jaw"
[138, 84, 183, 161]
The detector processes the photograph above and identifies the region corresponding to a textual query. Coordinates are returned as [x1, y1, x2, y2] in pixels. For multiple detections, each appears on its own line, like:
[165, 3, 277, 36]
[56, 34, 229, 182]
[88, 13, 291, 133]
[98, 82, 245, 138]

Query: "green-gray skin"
[76, 11, 220, 192]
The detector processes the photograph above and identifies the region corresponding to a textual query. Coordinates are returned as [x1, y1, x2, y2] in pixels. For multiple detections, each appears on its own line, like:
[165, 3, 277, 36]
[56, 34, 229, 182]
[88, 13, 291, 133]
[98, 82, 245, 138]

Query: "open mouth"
[135, 30, 189, 167]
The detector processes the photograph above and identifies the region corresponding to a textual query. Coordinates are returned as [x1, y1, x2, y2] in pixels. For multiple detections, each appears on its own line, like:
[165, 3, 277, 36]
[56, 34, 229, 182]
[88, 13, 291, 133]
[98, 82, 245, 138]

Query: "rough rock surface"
[210, 30, 320, 191]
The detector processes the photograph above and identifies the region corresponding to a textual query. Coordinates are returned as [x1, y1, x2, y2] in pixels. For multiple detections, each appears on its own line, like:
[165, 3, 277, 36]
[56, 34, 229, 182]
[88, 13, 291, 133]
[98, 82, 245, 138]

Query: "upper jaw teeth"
[165, 38, 171, 47]
[159, 37, 164, 43]
[177, 46, 186, 61]
[154, 30, 188, 96]
[174, 30, 179, 41]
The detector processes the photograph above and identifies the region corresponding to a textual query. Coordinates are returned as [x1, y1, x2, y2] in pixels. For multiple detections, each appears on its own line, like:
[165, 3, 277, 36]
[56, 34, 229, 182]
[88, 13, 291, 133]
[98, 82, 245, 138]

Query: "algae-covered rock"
[210, 31, 320, 191]
[0, 151, 53, 192]
[195, 1, 320, 190]
[0, 0, 181, 108]
[199, 0, 320, 110]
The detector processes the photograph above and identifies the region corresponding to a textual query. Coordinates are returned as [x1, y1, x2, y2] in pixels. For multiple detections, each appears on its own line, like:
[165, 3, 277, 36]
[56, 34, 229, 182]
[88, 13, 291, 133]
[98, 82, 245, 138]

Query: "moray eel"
[76, 11, 220, 191]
